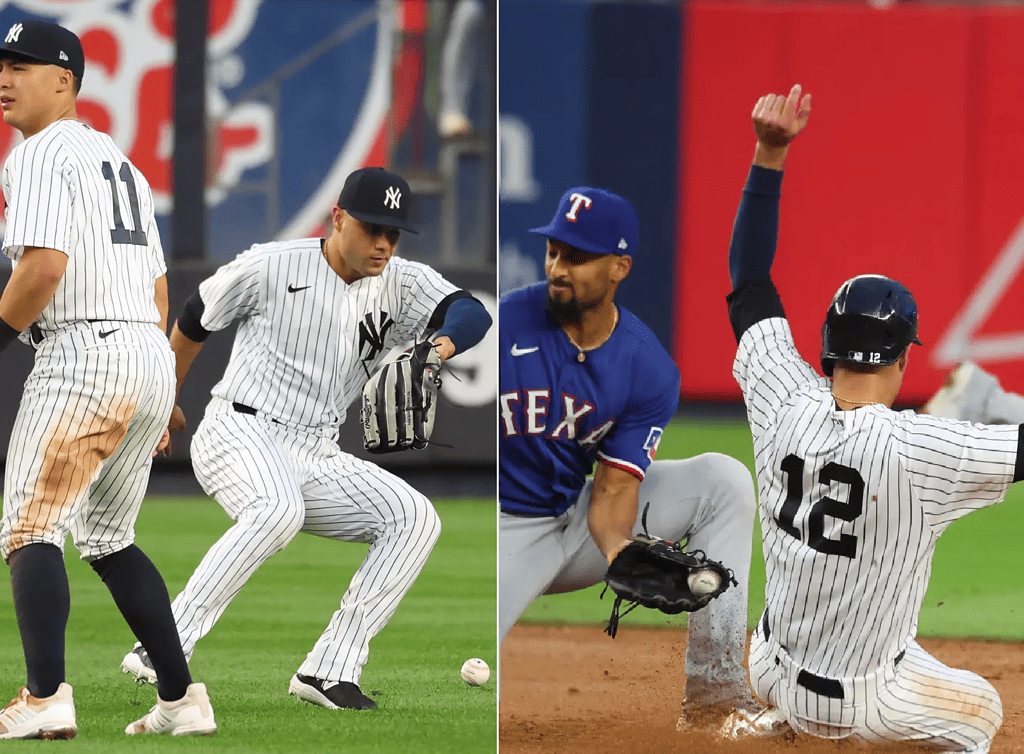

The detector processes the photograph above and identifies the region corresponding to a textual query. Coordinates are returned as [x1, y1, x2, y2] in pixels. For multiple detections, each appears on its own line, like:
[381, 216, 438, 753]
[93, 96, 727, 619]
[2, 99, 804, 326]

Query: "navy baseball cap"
[529, 187, 638, 256]
[0, 20, 84, 82]
[337, 167, 419, 234]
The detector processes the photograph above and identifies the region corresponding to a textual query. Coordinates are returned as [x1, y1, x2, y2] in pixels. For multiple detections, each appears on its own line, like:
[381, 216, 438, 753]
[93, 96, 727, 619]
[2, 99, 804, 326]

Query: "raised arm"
[726, 84, 811, 342]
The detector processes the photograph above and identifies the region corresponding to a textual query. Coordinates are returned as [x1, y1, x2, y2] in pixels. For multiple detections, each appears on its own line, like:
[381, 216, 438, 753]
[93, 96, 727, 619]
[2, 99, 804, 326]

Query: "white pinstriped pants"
[748, 615, 1002, 752]
[1, 322, 174, 562]
[500, 454, 756, 700]
[173, 397, 441, 685]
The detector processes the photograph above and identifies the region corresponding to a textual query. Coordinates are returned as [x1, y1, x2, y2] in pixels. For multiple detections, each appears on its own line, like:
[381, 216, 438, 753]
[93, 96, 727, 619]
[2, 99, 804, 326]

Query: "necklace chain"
[566, 309, 618, 355]
[832, 393, 880, 406]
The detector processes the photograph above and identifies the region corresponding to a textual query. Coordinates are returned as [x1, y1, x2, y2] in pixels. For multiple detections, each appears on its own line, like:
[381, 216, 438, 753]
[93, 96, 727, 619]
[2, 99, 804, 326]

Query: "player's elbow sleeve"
[725, 277, 785, 343]
[176, 290, 213, 343]
[432, 294, 491, 354]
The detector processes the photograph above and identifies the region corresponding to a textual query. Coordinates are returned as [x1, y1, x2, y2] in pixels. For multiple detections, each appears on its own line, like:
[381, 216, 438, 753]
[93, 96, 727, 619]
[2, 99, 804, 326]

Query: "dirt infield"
[501, 624, 1024, 753]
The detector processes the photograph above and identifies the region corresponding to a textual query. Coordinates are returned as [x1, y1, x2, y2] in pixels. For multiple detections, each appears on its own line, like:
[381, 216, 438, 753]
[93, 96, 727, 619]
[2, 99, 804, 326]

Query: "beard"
[546, 287, 583, 325]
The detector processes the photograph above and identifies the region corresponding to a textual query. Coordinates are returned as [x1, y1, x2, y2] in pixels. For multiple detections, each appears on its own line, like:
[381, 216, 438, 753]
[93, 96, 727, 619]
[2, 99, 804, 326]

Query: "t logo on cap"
[6, 24, 23, 44]
[565, 193, 592, 222]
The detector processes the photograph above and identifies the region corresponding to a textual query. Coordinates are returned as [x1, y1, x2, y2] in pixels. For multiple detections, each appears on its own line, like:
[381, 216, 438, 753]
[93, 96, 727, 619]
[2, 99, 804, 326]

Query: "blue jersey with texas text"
[499, 283, 680, 516]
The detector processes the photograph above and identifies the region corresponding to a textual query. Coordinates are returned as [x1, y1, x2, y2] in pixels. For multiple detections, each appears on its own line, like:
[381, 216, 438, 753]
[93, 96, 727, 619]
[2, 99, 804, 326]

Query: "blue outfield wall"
[499, 0, 680, 353]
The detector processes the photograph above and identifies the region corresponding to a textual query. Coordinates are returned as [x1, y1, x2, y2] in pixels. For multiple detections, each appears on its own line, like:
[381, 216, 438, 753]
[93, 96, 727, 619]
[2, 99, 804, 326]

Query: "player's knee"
[971, 681, 1003, 745]
[240, 497, 304, 549]
[703, 452, 756, 518]
[401, 493, 441, 548]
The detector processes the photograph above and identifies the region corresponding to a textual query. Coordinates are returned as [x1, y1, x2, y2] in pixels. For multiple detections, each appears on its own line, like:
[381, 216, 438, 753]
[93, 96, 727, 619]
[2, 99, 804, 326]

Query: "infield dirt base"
[501, 625, 1024, 753]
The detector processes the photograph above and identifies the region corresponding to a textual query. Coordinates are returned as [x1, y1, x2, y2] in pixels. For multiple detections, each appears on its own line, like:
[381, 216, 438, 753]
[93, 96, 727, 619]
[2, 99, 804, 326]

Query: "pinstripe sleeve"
[2, 140, 74, 260]
[390, 258, 459, 343]
[196, 247, 264, 331]
[733, 318, 823, 432]
[898, 413, 1017, 531]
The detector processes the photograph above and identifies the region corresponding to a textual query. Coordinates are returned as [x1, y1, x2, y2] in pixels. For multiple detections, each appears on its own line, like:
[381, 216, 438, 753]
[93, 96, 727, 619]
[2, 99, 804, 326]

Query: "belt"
[29, 319, 126, 345]
[232, 402, 258, 416]
[762, 613, 904, 700]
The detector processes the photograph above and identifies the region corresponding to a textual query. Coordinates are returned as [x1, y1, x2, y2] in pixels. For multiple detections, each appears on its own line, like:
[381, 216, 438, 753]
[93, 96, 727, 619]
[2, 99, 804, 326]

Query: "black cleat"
[288, 674, 378, 710]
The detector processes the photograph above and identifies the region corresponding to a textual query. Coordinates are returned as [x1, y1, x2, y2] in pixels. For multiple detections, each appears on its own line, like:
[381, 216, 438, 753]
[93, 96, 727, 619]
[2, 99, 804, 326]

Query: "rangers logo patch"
[643, 427, 663, 462]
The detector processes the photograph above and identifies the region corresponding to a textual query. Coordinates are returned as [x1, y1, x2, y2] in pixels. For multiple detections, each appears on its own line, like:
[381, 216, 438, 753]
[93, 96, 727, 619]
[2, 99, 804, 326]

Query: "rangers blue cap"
[338, 167, 419, 234]
[529, 187, 638, 256]
[0, 20, 84, 82]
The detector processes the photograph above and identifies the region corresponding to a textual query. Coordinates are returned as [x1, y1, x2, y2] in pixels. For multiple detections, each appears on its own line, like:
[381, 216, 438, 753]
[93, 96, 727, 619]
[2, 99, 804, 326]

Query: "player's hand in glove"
[600, 504, 737, 638]
[361, 340, 443, 453]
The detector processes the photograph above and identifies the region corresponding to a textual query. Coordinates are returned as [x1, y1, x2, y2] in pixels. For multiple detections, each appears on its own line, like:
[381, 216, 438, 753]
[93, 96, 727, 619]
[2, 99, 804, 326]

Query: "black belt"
[232, 402, 258, 415]
[761, 613, 904, 701]
[29, 320, 124, 345]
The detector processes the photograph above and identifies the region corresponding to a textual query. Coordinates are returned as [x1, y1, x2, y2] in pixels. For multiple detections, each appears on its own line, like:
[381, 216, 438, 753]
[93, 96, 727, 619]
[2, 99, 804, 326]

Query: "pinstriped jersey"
[499, 283, 679, 516]
[734, 317, 1018, 678]
[196, 238, 458, 429]
[2, 119, 165, 328]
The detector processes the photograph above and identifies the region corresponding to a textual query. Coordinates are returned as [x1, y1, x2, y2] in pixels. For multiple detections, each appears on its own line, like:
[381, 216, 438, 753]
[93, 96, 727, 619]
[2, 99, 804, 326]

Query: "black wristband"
[0, 316, 21, 353]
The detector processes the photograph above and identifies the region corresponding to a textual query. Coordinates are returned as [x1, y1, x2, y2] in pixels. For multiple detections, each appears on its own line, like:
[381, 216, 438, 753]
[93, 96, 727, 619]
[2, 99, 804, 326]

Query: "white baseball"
[461, 658, 490, 686]
[688, 569, 721, 596]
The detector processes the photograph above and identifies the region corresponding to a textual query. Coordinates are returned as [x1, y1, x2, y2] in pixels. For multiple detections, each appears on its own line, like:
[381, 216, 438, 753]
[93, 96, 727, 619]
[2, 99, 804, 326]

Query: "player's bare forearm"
[0, 247, 68, 330]
[154, 274, 169, 333]
[169, 322, 204, 393]
[588, 463, 641, 564]
[751, 84, 811, 171]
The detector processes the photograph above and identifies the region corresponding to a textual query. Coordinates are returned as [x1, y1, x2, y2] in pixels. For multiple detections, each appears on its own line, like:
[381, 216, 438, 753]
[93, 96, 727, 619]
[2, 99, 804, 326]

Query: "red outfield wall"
[675, 3, 1024, 403]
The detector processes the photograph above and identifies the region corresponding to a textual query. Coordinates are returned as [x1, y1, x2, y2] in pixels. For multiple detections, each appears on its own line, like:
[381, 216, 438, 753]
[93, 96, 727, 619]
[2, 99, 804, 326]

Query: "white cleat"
[125, 682, 216, 736]
[121, 643, 157, 686]
[719, 705, 791, 739]
[920, 362, 979, 419]
[0, 683, 77, 740]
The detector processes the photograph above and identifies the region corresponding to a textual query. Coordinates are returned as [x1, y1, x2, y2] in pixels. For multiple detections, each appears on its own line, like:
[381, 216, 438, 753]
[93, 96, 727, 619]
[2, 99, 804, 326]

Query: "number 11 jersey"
[2, 119, 165, 329]
[733, 316, 1018, 678]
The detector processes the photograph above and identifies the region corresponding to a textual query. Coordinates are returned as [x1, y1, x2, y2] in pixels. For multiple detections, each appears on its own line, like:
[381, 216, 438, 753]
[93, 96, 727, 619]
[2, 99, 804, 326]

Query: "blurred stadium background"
[0, 0, 497, 495]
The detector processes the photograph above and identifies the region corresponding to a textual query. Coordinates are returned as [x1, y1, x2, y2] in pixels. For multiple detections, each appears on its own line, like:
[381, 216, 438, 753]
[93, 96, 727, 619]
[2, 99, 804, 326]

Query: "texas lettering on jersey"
[499, 390, 614, 448]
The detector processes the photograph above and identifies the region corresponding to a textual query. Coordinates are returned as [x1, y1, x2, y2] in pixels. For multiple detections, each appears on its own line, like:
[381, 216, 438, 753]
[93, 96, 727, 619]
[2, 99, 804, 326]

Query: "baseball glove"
[600, 504, 737, 638]
[361, 341, 442, 454]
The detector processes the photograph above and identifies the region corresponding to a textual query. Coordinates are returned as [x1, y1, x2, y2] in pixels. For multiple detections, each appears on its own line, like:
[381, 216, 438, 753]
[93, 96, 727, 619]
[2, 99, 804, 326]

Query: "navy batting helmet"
[820, 274, 922, 378]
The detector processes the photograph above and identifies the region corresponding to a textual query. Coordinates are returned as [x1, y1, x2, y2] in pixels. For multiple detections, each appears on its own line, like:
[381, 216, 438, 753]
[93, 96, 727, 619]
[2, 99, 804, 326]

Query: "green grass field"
[523, 416, 1024, 642]
[0, 498, 497, 752]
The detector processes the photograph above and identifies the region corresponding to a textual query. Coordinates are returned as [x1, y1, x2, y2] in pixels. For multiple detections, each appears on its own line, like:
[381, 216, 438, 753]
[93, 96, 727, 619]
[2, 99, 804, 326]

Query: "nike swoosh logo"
[99, 328, 119, 339]
[511, 344, 539, 356]
[287, 284, 311, 293]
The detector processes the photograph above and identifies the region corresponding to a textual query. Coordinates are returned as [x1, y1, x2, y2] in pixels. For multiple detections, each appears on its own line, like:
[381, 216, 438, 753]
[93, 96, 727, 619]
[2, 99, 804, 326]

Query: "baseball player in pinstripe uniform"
[119, 167, 491, 710]
[0, 20, 215, 739]
[727, 84, 1019, 751]
[500, 187, 766, 733]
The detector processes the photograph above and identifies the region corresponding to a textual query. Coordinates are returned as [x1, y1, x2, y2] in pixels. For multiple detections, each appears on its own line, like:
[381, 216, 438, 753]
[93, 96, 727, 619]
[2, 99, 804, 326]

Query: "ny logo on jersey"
[643, 427, 663, 462]
[565, 193, 592, 222]
[5, 24, 23, 43]
[357, 310, 396, 363]
[384, 186, 401, 210]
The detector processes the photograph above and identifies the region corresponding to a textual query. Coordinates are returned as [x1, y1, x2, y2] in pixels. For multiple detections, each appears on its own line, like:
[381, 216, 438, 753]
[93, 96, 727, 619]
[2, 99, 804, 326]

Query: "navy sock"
[8, 543, 69, 698]
[90, 545, 191, 701]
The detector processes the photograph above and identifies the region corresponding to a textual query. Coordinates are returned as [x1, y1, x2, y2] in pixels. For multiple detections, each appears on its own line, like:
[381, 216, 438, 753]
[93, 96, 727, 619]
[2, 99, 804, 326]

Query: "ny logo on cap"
[5, 23, 23, 43]
[384, 186, 401, 210]
[565, 192, 592, 222]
